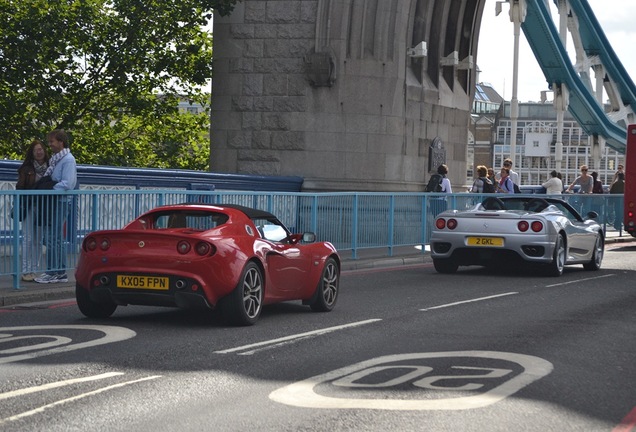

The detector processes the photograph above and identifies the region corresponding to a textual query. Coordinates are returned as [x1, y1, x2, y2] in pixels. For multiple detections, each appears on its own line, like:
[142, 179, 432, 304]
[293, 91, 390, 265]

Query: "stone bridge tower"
[212, 0, 486, 191]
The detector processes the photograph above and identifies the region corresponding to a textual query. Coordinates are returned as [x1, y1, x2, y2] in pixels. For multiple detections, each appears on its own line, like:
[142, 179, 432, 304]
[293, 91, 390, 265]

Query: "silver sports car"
[430, 196, 604, 276]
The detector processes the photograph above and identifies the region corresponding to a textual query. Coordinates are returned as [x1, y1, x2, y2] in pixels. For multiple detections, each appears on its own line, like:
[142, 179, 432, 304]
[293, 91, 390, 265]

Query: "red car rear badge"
[139, 241, 145, 248]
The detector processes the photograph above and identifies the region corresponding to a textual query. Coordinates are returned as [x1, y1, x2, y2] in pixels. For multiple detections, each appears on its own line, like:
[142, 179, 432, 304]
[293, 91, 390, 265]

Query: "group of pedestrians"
[469, 158, 520, 194]
[436, 160, 624, 200]
[16, 129, 77, 283]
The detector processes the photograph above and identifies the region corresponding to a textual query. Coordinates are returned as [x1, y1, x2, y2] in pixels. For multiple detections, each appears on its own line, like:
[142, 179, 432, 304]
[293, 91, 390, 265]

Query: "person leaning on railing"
[34, 129, 78, 285]
[566, 165, 593, 194]
[16, 140, 50, 281]
[542, 170, 562, 195]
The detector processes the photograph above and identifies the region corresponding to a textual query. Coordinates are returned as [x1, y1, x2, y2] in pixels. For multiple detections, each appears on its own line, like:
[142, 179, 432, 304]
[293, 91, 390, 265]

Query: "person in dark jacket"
[16, 140, 49, 281]
[591, 171, 604, 194]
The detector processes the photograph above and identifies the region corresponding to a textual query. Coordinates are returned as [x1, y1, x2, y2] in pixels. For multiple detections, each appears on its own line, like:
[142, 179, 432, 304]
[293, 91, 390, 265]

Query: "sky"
[477, 0, 636, 102]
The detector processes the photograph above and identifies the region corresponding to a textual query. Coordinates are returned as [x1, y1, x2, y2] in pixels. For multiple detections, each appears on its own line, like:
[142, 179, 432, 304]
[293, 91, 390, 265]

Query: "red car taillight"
[177, 240, 191, 254]
[195, 241, 216, 256]
[435, 218, 446, 229]
[446, 219, 458, 230]
[177, 241, 215, 256]
[85, 236, 97, 251]
[84, 236, 110, 252]
[518, 221, 529, 232]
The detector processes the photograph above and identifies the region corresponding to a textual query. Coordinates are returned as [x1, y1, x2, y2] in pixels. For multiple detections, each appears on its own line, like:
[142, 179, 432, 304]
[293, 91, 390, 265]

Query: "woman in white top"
[542, 170, 563, 194]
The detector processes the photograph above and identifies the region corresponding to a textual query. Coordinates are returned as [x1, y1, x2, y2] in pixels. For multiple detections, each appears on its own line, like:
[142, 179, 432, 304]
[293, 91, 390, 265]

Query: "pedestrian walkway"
[1, 231, 633, 307]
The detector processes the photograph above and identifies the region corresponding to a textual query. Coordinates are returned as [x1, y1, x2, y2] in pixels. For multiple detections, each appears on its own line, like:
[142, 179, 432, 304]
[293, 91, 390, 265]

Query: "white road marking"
[420, 292, 519, 311]
[0, 375, 161, 426]
[270, 351, 553, 410]
[214, 319, 382, 355]
[545, 273, 615, 288]
[0, 325, 136, 364]
[0, 372, 124, 401]
[0, 335, 72, 354]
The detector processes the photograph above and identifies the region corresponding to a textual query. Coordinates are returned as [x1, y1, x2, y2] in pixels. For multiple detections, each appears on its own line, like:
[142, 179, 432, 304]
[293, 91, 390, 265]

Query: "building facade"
[493, 102, 623, 187]
[467, 83, 624, 188]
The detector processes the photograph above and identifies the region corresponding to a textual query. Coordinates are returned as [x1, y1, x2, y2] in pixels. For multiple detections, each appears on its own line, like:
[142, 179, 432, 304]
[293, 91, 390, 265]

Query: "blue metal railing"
[2, 189, 625, 288]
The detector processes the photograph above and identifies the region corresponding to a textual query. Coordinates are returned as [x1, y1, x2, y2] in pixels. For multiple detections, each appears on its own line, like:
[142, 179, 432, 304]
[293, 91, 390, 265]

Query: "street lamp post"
[497, 1, 527, 167]
[509, 0, 526, 166]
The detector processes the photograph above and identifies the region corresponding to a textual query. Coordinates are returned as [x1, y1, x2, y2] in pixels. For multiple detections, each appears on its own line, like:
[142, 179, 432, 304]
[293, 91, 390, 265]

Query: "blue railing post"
[351, 194, 359, 259]
[388, 195, 395, 256]
[311, 195, 318, 234]
[91, 193, 99, 232]
[422, 194, 429, 247]
[266, 195, 273, 213]
[12, 193, 21, 289]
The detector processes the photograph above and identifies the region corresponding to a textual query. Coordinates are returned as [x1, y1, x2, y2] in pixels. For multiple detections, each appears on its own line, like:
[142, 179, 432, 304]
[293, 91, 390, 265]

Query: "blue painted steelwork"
[0, 160, 303, 192]
[521, 0, 629, 151]
[565, 1, 636, 111]
[2, 189, 623, 289]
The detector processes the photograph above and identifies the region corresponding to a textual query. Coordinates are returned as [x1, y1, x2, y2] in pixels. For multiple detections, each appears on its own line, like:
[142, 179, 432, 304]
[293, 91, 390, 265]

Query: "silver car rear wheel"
[545, 234, 565, 276]
[433, 258, 458, 274]
[583, 234, 604, 271]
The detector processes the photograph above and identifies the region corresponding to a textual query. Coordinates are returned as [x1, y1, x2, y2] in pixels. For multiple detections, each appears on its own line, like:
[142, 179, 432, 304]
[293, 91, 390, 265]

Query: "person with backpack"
[437, 164, 452, 193]
[470, 165, 495, 193]
[425, 164, 452, 193]
[428, 164, 452, 217]
[497, 167, 515, 193]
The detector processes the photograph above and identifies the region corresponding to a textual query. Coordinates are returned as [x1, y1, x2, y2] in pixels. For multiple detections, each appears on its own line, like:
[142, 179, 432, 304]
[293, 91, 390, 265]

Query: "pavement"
[1, 232, 634, 308]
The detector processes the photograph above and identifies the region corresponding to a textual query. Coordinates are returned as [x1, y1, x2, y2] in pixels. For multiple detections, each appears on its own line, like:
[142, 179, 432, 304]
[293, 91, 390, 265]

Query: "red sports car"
[75, 204, 340, 325]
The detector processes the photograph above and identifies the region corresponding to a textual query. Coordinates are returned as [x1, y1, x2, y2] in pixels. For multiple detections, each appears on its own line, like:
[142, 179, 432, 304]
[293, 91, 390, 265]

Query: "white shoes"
[34, 273, 69, 284]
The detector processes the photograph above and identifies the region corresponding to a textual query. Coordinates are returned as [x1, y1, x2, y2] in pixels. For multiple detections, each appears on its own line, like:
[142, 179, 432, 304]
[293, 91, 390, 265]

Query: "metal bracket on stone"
[428, 137, 446, 172]
[305, 49, 336, 87]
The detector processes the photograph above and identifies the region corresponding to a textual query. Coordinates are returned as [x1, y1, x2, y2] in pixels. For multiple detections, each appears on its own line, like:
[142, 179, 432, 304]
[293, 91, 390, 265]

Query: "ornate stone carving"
[305, 50, 336, 87]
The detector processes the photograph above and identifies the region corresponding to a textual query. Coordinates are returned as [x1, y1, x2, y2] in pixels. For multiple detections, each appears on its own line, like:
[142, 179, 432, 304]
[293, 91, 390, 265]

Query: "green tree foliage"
[0, 0, 239, 169]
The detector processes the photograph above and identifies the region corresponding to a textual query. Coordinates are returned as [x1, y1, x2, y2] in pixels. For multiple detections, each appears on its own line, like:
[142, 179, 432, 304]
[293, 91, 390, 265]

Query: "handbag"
[10, 196, 31, 221]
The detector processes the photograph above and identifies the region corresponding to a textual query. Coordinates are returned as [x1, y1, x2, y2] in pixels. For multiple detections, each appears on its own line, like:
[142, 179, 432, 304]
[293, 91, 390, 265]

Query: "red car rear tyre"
[75, 285, 117, 318]
[221, 262, 263, 326]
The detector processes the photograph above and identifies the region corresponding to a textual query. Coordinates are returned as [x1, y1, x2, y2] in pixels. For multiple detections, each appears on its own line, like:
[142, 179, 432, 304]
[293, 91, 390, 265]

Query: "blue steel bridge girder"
[520, 0, 634, 153]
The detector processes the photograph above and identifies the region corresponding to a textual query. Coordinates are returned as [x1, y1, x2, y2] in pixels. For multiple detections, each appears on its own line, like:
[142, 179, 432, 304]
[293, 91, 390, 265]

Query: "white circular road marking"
[0, 325, 136, 364]
[270, 351, 553, 411]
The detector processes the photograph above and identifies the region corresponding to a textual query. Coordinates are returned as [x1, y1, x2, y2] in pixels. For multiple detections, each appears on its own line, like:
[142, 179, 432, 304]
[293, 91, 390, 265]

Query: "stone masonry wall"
[211, 0, 475, 192]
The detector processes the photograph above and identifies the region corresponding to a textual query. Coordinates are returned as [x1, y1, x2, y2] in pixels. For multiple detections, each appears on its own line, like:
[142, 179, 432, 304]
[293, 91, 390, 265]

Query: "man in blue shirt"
[35, 129, 77, 284]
